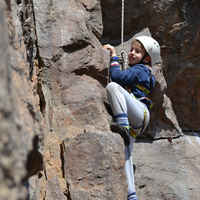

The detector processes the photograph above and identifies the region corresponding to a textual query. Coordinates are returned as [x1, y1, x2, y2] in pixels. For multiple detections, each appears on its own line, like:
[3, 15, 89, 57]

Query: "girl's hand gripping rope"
[102, 44, 117, 58]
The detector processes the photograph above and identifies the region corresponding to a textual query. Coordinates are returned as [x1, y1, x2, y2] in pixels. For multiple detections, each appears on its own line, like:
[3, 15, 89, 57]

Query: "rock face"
[63, 132, 127, 200]
[134, 132, 200, 200]
[0, 0, 43, 200]
[1, 0, 200, 200]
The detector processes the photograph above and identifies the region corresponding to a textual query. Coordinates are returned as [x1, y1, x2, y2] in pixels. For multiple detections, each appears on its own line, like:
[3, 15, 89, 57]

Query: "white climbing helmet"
[135, 36, 161, 66]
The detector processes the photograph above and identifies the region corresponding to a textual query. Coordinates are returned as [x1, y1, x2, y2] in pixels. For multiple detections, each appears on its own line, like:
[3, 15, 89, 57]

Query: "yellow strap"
[144, 109, 147, 123]
[135, 84, 150, 94]
[128, 87, 132, 93]
[129, 129, 138, 138]
[127, 86, 153, 108]
[129, 110, 147, 138]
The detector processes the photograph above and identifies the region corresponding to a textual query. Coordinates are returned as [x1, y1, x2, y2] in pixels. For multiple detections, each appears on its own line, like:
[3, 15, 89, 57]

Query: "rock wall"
[1, 0, 200, 199]
[1, 0, 43, 199]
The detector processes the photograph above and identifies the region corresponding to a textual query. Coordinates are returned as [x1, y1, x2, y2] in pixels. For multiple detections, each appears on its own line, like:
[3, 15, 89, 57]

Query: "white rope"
[120, 0, 128, 70]
[121, 0, 124, 53]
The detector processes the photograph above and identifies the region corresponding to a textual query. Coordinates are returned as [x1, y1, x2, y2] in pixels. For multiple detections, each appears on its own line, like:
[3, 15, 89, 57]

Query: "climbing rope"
[118, 0, 128, 71]
[121, 0, 124, 54]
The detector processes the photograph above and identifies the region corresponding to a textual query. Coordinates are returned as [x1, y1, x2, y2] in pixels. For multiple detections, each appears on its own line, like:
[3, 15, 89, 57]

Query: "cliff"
[0, 0, 200, 199]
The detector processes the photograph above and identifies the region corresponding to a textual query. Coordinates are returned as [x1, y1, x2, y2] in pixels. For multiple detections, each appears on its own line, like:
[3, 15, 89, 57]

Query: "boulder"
[62, 131, 127, 200]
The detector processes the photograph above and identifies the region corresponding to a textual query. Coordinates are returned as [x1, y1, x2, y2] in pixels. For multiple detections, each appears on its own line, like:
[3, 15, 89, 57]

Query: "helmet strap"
[138, 52, 149, 64]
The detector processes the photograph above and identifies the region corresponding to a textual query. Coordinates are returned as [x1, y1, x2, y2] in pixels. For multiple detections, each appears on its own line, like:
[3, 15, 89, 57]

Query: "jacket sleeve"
[110, 57, 140, 86]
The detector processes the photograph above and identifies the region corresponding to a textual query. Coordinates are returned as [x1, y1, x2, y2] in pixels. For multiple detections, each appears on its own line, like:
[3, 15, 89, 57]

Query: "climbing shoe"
[110, 122, 130, 146]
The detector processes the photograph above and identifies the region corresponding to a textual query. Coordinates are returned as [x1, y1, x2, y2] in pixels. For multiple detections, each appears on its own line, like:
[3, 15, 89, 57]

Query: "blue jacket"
[110, 56, 156, 108]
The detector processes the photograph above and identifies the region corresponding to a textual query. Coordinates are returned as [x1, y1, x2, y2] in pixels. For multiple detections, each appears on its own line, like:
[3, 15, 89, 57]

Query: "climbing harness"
[128, 103, 147, 138]
[127, 86, 153, 109]
[134, 84, 150, 94]
[129, 110, 147, 138]
[127, 68, 154, 109]
[127, 84, 152, 137]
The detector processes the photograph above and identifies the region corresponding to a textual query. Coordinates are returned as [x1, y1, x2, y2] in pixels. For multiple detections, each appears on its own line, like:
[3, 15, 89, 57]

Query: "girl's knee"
[106, 82, 118, 93]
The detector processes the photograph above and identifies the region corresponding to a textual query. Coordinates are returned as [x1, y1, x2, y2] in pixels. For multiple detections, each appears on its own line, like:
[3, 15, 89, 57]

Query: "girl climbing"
[103, 36, 160, 200]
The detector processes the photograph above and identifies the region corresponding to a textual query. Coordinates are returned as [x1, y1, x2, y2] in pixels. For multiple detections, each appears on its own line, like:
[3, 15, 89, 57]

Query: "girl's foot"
[110, 122, 130, 146]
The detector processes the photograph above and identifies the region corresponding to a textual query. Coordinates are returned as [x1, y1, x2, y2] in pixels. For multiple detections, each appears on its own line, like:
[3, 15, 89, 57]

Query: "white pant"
[106, 82, 150, 196]
[106, 82, 149, 134]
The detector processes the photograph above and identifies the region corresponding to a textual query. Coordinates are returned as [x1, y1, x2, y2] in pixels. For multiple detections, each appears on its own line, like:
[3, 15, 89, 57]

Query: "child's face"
[128, 40, 146, 65]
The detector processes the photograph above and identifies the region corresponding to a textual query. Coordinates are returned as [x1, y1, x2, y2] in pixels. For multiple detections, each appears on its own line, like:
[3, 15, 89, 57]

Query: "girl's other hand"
[102, 44, 117, 57]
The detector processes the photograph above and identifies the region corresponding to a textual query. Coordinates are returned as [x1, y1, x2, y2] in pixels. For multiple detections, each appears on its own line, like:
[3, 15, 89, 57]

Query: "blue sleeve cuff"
[110, 56, 119, 61]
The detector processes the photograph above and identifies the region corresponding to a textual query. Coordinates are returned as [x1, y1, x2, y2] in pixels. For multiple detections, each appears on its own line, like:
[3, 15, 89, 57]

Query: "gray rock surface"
[134, 132, 200, 200]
